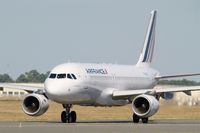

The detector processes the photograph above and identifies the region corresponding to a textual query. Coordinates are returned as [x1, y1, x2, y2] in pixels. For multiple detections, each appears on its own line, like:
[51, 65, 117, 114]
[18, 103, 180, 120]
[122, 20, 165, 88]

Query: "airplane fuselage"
[45, 63, 159, 106]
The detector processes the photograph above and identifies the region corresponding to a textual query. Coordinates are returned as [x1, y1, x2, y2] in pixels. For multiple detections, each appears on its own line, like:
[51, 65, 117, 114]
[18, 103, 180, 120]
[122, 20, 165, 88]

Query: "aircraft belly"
[51, 86, 100, 104]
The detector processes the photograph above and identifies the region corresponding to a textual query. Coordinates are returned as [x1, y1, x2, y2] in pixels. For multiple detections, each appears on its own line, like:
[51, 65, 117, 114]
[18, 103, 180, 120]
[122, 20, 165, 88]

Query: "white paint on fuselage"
[44, 63, 159, 106]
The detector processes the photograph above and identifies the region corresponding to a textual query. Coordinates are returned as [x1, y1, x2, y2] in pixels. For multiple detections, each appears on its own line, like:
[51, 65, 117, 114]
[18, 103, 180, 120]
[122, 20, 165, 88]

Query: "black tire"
[61, 111, 67, 123]
[71, 111, 77, 123]
[133, 114, 140, 123]
[142, 118, 148, 123]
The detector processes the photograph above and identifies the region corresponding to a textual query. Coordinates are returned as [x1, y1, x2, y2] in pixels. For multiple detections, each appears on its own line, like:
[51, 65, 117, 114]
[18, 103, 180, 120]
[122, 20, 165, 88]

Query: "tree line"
[0, 70, 200, 85]
[0, 70, 49, 83]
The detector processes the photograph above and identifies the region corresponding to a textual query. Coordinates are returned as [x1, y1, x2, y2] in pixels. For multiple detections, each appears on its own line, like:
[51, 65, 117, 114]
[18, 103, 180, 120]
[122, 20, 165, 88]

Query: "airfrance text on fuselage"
[85, 69, 108, 75]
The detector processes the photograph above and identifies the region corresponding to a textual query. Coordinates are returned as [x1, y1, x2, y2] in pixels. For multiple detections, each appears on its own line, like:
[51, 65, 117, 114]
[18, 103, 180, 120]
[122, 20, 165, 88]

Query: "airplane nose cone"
[44, 80, 64, 99]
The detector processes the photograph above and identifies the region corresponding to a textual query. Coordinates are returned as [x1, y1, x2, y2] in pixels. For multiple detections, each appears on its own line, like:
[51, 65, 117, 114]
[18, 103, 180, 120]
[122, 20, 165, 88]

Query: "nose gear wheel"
[61, 104, 77, 123]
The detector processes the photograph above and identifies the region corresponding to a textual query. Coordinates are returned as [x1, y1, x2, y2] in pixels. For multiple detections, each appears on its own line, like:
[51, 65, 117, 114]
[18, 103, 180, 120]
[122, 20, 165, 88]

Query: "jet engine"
[22, 93, 49, 116]
[132, 94, 159, 117]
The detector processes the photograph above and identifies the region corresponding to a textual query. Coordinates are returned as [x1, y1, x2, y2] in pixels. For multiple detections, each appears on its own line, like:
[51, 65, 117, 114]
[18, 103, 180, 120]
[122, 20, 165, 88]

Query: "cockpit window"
[49, 73, 56, 79]
[67, 74, 72, 79]
[57, 74, 66, 79]
[71, 74, 77, 79]
[49, 73, 77, 80]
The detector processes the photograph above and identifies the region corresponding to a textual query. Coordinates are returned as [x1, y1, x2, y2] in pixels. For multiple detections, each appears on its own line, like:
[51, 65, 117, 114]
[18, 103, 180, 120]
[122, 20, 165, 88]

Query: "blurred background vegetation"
[0, 70, 200, 85]
[0, 70, 49, 83]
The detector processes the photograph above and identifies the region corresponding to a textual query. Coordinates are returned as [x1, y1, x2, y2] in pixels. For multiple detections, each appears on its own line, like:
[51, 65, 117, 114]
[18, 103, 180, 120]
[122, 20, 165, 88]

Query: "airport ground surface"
[0, 120, 200, 133]
[0, 97, 200, 133]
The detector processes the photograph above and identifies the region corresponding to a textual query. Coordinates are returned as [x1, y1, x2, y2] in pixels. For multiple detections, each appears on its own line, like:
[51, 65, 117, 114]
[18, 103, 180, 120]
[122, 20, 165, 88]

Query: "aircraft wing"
[155, 73, 200, 79]
[112, 86, 200, 99]
[0, 83, 44, 93]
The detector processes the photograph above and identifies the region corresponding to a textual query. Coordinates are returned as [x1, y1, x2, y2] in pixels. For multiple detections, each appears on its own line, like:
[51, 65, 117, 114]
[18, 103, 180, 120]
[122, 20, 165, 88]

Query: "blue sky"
[0, 0, 200, 79]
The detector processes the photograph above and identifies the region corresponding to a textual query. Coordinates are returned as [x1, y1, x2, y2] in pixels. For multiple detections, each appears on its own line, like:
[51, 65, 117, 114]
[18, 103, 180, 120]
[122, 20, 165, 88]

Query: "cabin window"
[57, 74, 66, 79]
[49, 73, 57, 79]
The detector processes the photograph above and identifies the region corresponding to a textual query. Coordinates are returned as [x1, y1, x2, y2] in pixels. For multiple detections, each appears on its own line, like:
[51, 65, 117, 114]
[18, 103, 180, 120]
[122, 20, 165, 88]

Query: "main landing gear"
[61, 104, 77, 123]
[133, 113, 148, 123]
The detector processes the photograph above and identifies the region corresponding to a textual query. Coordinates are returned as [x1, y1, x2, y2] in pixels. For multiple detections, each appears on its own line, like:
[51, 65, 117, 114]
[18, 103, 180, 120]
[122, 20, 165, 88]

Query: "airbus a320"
[1, 10, 200, 123]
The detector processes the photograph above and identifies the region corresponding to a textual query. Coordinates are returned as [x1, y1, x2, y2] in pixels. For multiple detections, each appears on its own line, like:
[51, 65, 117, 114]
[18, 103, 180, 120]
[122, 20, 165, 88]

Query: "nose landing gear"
[61, 104, 77, 123]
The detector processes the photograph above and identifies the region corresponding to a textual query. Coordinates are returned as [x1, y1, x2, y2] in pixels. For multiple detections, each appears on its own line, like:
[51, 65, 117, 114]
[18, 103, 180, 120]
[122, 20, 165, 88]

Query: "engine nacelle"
[22, 93, 49, 116]
[132, 94, 159, 117]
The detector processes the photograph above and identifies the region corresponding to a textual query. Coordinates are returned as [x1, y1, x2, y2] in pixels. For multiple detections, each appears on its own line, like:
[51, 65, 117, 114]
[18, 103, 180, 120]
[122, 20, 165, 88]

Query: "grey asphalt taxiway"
[0, 120, 200, 133]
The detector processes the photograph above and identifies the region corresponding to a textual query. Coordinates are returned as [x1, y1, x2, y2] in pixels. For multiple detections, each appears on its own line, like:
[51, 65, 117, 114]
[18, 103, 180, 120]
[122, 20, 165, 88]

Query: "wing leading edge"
[155, 73, 200, 79]
[112, 86, 200, 100]
[0, 83, 44, 93]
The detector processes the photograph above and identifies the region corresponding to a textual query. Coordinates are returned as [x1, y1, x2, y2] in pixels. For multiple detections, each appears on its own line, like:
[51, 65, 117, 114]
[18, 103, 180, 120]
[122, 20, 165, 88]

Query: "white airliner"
[0, 10, 200, 123]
